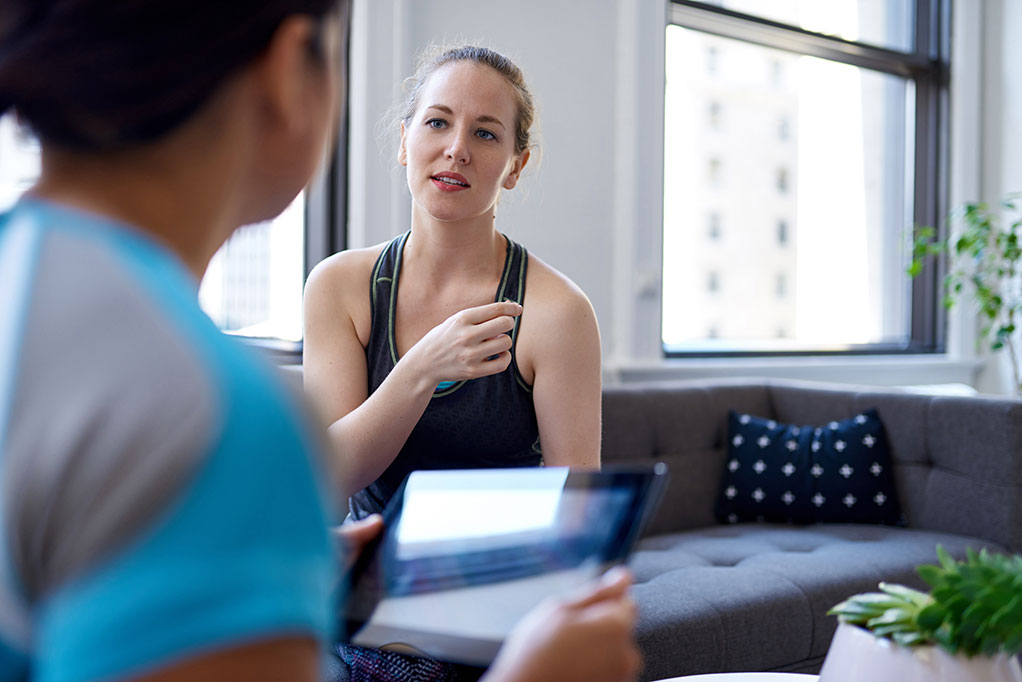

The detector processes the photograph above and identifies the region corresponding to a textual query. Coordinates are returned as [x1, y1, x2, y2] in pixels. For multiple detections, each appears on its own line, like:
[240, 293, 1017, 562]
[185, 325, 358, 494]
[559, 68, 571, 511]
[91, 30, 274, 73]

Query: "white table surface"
[655, 674, 819, 682]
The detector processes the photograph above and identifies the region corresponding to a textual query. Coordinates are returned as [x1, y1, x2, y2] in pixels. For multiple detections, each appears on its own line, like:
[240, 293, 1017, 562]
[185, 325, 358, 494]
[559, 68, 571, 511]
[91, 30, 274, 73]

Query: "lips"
[431, 171, 470, 192]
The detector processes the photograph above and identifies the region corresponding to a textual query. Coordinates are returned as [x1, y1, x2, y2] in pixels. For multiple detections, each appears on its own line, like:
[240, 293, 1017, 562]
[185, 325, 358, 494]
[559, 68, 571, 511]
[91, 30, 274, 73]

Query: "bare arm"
[303, 253, 522, 498]
[134, 637, 320, 682]
[523, 269, 602, 470]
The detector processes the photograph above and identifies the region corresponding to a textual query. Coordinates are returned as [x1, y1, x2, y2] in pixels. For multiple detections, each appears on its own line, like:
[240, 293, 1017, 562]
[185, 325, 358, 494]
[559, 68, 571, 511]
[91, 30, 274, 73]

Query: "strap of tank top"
[498, 236, 532, 392]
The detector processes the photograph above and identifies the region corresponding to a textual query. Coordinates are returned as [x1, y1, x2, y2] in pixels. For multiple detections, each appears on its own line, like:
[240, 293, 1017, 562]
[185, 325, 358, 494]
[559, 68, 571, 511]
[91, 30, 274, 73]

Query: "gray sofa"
[602, 378, 1022, 681]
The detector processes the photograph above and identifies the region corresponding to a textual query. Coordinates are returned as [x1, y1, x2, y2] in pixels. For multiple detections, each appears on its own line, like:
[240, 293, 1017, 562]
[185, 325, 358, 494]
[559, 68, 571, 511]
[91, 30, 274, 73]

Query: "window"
[708, 100, 723, 129]
[0, 117, 39, 209]
[0, 13, 349, 353]
[706, 46, 720, 74]
[662, 0, 947, 355]
[775, 167, 789, 194]
[769, 59, 784, 87]
[707, 271, 720, 293]
[708, 212, 722, 240]
[707, 158, 723, 187]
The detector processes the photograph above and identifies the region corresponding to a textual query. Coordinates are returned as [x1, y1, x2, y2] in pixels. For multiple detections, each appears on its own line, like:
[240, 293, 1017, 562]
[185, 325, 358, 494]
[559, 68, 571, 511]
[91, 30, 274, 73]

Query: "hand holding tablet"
[338, 464, 668, 666]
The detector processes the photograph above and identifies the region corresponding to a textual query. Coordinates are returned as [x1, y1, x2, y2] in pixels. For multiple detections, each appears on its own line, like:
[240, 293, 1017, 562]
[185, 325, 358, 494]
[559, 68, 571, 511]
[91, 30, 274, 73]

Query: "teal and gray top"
[349, 231, 541, 520]
[0, 198, 336, 682]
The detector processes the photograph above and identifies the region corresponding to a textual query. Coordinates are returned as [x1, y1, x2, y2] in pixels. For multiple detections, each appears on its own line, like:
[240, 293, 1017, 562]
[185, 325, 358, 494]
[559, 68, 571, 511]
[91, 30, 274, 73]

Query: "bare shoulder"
[517, 252, 600, 383]
[306, 243, 388, 297]
[523, 252, 597, 325]
[304, 242, 389, 345]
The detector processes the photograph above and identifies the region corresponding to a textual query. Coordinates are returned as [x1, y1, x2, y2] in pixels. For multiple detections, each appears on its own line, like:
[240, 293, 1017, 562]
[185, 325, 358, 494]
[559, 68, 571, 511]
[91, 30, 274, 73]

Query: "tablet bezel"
[336, 463, 668, 661]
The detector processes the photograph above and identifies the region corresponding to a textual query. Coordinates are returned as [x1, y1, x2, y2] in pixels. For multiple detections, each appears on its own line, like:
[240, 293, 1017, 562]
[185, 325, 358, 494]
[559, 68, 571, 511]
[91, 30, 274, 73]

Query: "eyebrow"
[425, 104, 507, 130]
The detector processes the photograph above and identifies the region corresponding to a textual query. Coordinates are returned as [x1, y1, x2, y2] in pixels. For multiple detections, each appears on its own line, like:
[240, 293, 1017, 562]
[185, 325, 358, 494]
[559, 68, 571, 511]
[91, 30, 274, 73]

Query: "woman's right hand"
[484, 567, 642, 682]
[403, 301, 523, 386]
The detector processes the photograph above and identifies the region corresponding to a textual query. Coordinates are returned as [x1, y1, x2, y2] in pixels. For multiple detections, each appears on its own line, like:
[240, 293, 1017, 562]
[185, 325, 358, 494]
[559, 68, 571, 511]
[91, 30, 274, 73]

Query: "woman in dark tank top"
[303, 45, 603, 679]
[305, 44, 602, 513]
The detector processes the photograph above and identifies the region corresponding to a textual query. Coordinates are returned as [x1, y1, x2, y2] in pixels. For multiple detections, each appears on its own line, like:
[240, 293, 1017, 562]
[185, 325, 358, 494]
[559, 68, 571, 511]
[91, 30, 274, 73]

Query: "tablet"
[337, 464, 668, 666]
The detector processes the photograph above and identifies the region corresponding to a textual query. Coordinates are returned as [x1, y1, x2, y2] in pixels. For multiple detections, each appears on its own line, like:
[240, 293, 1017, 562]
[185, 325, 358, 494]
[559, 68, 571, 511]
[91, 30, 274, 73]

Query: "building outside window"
[662, 0, 946, 355]
[0, 116, 39, 210]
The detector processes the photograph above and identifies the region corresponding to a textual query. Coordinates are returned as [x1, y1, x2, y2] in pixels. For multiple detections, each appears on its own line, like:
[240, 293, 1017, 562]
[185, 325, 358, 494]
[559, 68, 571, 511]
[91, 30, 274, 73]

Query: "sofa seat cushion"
[626, 523, 1003, 681]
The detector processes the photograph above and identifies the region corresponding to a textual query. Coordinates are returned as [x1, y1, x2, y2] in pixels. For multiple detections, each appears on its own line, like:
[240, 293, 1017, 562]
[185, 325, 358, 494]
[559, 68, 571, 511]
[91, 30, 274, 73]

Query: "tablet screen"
[339, 464, 667, 665]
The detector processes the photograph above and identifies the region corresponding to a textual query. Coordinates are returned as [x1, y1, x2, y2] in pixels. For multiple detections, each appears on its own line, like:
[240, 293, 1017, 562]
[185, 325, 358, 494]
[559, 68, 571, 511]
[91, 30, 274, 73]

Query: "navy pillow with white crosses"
[714, 408, 904, 526]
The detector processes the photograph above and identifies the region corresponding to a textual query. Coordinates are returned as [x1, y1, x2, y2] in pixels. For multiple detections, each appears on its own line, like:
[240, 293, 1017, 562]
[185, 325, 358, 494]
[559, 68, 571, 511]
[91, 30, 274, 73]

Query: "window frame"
[664, 0, 951, 359]
[242, 4, 352, 364]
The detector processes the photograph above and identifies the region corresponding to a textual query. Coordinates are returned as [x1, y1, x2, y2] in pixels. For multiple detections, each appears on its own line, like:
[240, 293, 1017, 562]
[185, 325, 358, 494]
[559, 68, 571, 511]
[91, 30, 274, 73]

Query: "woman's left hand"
[332, 514, 383, 568]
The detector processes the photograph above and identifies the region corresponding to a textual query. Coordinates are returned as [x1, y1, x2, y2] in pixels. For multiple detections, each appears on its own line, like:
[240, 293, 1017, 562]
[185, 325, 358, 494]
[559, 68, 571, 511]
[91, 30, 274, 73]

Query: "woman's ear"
[397, 121, 408, 166]
[253, 15, 318, 134]
[503, 149, 531, 190]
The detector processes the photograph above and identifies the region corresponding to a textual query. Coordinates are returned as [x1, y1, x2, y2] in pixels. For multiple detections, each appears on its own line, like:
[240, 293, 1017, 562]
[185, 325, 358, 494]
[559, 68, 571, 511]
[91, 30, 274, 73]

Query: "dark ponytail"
[0, 0, 342, 152]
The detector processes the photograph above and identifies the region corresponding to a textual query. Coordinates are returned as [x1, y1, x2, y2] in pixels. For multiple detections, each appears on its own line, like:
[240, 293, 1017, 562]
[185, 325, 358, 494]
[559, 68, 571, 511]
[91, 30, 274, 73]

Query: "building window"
[662, 0, 946, 355]
[775, 167, 789, 194]
[708, 212, 722, 240]
[706, 46, 720, 74]
[708, 158, 723, 187]
[770, 59, 784, 87]
[708, 100, 722, 130]
[778, 116, 790, 141]
[777, 219, 788, 246]
[707, 271, 720, 293]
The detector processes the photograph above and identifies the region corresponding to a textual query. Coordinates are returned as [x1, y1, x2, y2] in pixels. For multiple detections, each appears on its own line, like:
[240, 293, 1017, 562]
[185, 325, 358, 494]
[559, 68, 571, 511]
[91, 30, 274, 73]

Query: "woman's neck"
[406, 207, 506, 281]
[29, 94, 250, 282]
[31, 152, 234, 281]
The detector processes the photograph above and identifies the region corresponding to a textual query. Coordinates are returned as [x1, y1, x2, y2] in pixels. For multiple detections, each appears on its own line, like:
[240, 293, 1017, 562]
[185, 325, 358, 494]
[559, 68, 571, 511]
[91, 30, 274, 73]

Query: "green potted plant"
[818, 546, 1022, 681]
[910, 194, 1022, 396]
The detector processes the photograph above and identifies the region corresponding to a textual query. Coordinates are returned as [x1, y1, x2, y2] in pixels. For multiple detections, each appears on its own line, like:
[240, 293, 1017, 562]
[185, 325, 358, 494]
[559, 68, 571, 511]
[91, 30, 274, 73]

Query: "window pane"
[0, 115, 40, 211]
[662, 27, 914, 352]
[198, 194, 305, 343]
[707, 0, 914, 52]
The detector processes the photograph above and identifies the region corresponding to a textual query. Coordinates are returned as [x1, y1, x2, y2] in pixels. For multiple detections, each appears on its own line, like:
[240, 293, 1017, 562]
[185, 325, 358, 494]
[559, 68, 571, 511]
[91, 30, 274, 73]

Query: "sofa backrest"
[601, 378, 1022, 552]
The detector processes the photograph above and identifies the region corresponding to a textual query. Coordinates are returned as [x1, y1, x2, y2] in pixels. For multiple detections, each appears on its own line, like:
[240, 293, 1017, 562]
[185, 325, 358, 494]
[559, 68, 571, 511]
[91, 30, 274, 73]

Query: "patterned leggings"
[336, 644, 487, 682]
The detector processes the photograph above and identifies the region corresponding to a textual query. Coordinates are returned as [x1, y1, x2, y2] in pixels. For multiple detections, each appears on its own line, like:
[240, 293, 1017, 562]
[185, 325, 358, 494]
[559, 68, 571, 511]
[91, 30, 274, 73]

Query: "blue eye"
[476, 129, 497, 141]
[426, 118, 446, 129]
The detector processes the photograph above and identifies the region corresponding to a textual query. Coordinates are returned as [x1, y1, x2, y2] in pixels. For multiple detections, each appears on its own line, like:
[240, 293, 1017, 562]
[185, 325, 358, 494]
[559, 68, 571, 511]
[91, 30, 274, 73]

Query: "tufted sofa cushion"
[626, 523, 1003, 681]
[602, 379, 1022, 553]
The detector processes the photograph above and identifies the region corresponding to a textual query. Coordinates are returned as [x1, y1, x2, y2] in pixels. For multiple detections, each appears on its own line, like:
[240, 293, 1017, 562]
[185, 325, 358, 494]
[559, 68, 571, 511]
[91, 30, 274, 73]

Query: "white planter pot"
[819, 623, 1022, 682]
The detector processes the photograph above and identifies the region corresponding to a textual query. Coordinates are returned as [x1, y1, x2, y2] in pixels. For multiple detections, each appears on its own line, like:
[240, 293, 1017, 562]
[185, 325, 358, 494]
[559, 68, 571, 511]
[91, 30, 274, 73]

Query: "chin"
[243, 192, 301, 226]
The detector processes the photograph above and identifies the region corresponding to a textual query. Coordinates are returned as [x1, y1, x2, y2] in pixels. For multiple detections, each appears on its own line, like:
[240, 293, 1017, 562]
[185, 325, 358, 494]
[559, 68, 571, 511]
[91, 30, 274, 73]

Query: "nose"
[444, 128, 470, 165]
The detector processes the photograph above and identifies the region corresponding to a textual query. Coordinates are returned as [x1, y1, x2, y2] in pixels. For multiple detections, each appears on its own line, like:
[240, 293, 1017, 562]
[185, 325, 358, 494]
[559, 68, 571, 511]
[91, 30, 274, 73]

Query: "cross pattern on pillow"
[714, 408, 904, 526]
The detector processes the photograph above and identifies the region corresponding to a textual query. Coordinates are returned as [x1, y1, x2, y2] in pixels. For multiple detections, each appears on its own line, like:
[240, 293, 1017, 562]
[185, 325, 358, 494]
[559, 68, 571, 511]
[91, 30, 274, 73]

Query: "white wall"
[971, 0, 1022, 395]
[347, 0, 1011, 392]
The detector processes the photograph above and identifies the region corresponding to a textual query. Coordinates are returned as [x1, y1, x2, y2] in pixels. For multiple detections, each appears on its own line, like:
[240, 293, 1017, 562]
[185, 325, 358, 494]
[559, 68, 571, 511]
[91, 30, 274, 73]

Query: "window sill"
[603, 354, 983, 390]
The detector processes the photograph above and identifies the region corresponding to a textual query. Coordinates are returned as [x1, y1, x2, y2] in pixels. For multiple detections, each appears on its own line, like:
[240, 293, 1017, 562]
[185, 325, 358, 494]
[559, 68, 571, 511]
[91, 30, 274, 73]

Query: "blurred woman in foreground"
[0, 2, 639, 681]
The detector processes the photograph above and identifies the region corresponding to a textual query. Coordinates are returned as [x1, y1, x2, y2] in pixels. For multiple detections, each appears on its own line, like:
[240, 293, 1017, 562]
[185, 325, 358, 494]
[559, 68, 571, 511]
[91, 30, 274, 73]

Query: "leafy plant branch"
[909, 194, 1022, 395]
